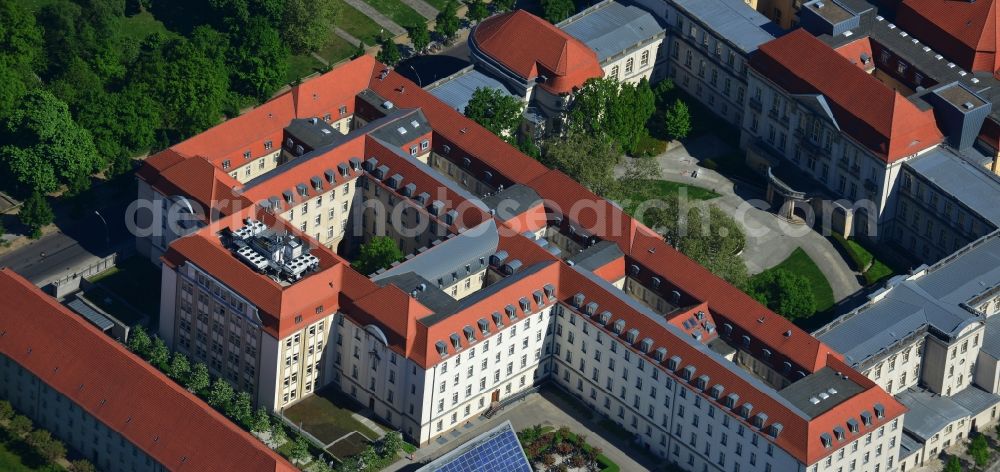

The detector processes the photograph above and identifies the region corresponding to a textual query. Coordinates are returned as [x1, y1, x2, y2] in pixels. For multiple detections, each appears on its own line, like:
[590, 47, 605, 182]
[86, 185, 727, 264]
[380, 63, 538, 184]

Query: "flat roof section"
[559, 0, 663, 63]
[778, 367, 867, 418]
[417, 420, 531, 472]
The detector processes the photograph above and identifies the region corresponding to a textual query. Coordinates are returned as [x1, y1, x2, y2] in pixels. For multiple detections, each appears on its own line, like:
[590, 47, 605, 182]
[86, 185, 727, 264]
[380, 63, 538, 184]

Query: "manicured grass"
[363, 0, 428, 29]
[334, 0, 395, 44]
[620, 179, 720, 222]
[286, 54, 325, 83]
[0, 430, 54, 472]
[831, 234, 897, 286]
[633, 133, 667, 157]
[0, 441, 37, 472]
[865, 260, 895, 286]
[87, 257, 161, 326]
[769, 248, 835, 313]
[317, 36, 359, 65]
[326, 432, 369, 459]
[422, 0, 451, 11]
[283, 389, 378, 445]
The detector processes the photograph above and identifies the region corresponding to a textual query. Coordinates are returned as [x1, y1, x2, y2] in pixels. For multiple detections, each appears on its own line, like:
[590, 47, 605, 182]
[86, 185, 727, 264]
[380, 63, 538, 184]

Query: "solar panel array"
[432, 426, 532, 472]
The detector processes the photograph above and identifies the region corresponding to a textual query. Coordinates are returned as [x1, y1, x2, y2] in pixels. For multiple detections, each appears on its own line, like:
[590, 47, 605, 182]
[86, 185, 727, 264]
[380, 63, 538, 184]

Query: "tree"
[281, 0, 339, 53]
[269, 421, 288, 445]
[943, 456, 962, 472]
[540, 0, 575, 23]
[149, 336, 170, 370]
[18, 191, 53, 239]
[466, 0, 489, 23]
[353, 236, 403, 275]
[167, 352, 191, 381]
[0, 0, 45, 75]
[69, 460, 97, 472]
[8, 414, 32, 437]
[1, 90, 100, 194]
[376, 34, 401, 67]
[568, 77, 655, 155]
[27, 429, 66, 462]
[407, 23, 430, 54]
[664, 98, 692, 141]
[435, 1, 461, 43]
[227, 391, 254, 427]
[540, 132, 619, 197]
[206, 378, 235, 409]
[748, 269, 816, 320]
[0, 63, 28, 117]
[969, 434, 991, 467]
[187, 362, 211, 393]
[464, 87, 524, 144]
[127, 325, 152, 357]
[492, 0, 516, 12]
[250, 408, 271, 433]
[288, 436, 311, 464]
[231, 19, 288, 99]
[352, 42, 367, 59]
[337, 456, 361, 472]
[0, 400, 12, 421]
[380, 431, 404, 456]
[358, 444, 379, 468]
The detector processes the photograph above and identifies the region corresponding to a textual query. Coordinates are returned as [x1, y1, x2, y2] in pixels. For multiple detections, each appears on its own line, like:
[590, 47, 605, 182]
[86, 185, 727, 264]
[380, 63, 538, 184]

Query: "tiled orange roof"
[471, 10, 604, 94]
[897, 0, 998, 76]
[0, 269, 296, 472]
[752, 29, 942, 162]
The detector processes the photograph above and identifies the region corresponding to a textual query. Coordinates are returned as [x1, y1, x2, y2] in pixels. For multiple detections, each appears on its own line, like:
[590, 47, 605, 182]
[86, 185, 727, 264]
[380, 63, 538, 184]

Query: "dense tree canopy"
[540, 132, 619, 197]
[464, 87, 524, 144]
[1, 90, 101, 193]
[281, 0, 339, 54]
[353, 236, 404, 275]
[747, 269, 816, 320]
[541, 0, 575, 23]
[644, 203, 750, 289]
[435, 1, 461, 42]
[568, 77, 655, 155]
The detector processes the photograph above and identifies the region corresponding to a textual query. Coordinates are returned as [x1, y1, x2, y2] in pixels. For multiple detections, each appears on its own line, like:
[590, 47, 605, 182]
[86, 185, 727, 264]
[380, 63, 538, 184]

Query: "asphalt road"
[396, 36, 472, 87]
[0, 198, 134, 286]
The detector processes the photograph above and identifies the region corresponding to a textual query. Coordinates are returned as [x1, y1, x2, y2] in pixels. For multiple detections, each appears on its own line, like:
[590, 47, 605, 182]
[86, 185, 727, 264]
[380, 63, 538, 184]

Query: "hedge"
[597, 454, 620, 472]
[832, 234, 873, 272]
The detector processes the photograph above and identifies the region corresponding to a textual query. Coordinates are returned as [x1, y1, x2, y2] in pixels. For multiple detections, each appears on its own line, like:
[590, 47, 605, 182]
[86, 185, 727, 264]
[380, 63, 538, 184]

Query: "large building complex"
[0, 268, 295, 472]
[815, 231, 1000, 470]
[137, 53, 906, 471]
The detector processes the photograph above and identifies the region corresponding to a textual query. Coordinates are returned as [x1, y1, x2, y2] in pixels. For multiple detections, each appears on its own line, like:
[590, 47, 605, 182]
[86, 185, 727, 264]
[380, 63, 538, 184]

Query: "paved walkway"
[386, 389, 656, 471]
[342, 0, 406, 36]
[399, 0, 439, 20]
[620, 135, 861, 302]
[334, 27, 363, 47]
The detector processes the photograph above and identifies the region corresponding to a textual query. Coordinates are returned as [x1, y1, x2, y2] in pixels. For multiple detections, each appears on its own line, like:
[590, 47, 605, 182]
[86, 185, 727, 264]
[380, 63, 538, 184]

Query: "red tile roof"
[834, 37, 874, 71]
[751, 29, 942, 162]
[471, 10, 604, 94]
[0, 269, 296, 472]
[141, 55, 906, 466]
[896, 0, 999, 76]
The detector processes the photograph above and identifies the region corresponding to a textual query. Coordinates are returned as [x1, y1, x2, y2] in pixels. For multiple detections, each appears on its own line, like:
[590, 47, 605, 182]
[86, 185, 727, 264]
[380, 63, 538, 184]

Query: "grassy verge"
[286, 54, 326, 83]
[768, 248, 835, 312]
[422, 0, 451, 10]
[318, 36, 359, 65]
[283, 389, 379, 444]
[619, 179, 720, 222]
[831, 235, 896, 286]
[333, 0, 387, 45]
[362, 0, 427, 29]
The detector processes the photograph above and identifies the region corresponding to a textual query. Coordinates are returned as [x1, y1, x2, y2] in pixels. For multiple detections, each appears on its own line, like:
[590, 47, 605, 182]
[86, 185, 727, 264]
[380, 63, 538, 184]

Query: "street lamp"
[407, 64, 423, 87]
[94, 210, 110, 249]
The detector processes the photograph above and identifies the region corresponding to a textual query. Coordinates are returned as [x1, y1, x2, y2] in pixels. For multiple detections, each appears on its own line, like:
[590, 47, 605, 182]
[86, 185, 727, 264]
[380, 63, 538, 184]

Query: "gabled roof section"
[896, 0, 999, 76]
[751, 29, 942, 162]
[472, 10, 604, 94]
[0, 269, 296, 472]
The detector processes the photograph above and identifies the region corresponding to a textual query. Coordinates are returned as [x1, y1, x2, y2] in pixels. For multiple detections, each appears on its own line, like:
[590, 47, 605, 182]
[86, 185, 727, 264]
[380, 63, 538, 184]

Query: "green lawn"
[832, 235, 897, 286]
[86, 257, 161, 326]
[283, 389, 378, 445]
[334, 0, 393, 44]
[422, 0, 451, 10]
[363, 0, 428, 29]
[326, 431, 369, 459]
[768, 248, 835, 313]
[620, 179, 720, 221]
[317, 36, 359, 65]
[286, 54, 325, 83]
[0, 431, 54, 472]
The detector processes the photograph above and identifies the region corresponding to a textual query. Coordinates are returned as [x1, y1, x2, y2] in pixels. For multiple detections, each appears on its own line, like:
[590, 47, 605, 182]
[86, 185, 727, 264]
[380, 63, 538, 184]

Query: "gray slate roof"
[559, 1, 663, 63]
[482, 185, 542, 219]
[426, 67, 517, 113]
[982, 313, 1000, 359]
[951, 386, 1000, 416]
[816, 233, 1000, 366]
[896, 388, 970, 442]
[673, 0, 777, 54]
[373, 220, 500, 287]
[906, 147, 1000, 227]
[567, 240, 624, 271]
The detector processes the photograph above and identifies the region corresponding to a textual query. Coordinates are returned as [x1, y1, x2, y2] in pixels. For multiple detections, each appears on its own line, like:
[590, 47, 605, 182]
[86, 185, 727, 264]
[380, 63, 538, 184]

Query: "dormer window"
[667, 356, 681, 370]
[585, 302, 598, 316]
[654, 347, 667, 361]
[873, 403, 885, 419]
[244, 151, 251, 159]
[532, 291, 544, 306]
[436, 341, 448, 357]
[478, 319, 490, 336]
[222, 160, 231, 170]
[625, 328, 639, 344]
[572, 293, 585, 307]
[613, 319, 625, 334]
[492, 312, 504, 328]
[820, 433, 832, 449]
[847, 418, 859, 433]
[519, 297, 531, 314]
[695, 375, 709, 390]
[505, 304, 517, 322]
[740, 403, 753, 418]
[463, 326, 476, 343]
[450, 333, 462, 351]
[860, 411, 873, 426]
[639, 338, 653, 352]
[264, 140, 273, 150]
[725, 393, 739, 409]
[598, 311, 611, 324]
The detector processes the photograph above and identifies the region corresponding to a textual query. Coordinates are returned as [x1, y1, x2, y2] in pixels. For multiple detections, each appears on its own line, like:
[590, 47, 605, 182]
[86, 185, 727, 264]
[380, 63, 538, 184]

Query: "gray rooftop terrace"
[426, 67, 517, 114]
[777, 367, 866, 418]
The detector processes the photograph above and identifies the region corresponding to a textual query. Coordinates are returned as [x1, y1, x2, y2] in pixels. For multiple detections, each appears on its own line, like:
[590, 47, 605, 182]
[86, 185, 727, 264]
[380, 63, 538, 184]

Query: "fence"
[48, 248, 132, 298]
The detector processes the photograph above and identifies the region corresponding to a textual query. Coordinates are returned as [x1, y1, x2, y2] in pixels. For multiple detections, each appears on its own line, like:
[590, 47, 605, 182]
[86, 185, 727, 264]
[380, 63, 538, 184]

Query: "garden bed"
[517, 425, 619, 472]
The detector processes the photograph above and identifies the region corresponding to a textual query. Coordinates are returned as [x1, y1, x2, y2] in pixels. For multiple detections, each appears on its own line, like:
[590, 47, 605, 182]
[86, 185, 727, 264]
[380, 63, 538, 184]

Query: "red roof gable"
[897, 0, 999, 75]
[752, 29, 942, 162]
[0, 269, 295, 472]
[471, 10, 604, 94]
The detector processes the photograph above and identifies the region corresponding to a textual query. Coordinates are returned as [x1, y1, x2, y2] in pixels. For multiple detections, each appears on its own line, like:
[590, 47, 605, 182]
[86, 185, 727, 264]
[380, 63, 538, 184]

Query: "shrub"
[832, 234, 872, 271]
[542, 453, 556, 466]
[701, 159, 718, 170]
[597, 454, 620, 472]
